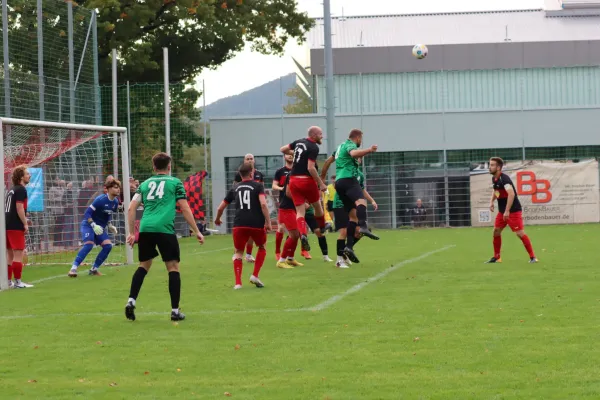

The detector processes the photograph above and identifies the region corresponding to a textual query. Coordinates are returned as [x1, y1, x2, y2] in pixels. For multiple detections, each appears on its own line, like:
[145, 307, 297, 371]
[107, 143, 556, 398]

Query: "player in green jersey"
[321, 129, 378, 263]
[125, 152, 204, 322]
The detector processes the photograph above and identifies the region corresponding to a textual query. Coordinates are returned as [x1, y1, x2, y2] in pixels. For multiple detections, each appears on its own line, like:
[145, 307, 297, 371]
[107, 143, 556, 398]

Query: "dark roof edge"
[312, 9, 544, 21]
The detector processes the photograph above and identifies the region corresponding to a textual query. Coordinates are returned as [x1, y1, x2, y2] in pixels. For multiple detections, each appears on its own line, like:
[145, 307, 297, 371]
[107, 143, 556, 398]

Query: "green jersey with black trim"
[334, 139, 360, 180]
[137, 175, 187, 234]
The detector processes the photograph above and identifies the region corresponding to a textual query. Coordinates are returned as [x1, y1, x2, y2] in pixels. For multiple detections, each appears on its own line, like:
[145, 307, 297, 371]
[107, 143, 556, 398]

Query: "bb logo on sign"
[516, 171, 552, 204]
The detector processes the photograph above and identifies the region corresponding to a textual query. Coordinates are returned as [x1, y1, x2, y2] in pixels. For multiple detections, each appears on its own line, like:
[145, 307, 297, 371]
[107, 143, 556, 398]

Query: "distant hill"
[203, 73, 296, 118]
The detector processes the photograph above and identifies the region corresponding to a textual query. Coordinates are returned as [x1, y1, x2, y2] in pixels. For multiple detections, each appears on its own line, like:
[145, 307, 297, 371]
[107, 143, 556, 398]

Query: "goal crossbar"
[0, 118, 133, 291]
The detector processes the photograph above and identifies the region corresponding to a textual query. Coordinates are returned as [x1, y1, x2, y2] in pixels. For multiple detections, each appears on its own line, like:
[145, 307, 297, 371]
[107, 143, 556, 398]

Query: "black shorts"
[326, 200, 334, 212]
[305, 214, 318, 233]
[335, 178, 364, 212]
[334, 207, 350, 231]
[138, 232, 180, 263]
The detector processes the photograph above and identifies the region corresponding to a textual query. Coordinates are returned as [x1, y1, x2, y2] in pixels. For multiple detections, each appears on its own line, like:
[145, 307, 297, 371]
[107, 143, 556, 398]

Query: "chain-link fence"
[0, 0, 99, 125]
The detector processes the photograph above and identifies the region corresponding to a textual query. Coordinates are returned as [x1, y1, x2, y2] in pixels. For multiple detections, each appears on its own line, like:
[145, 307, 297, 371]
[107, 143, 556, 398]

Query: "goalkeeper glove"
[90, 222, 104, 235]
[107, 224, 118, 234]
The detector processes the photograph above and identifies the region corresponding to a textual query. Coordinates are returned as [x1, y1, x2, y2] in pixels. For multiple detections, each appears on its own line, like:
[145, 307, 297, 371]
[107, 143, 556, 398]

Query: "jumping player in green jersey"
[321, 129, 379, 263]
[125, 152, 204, 322]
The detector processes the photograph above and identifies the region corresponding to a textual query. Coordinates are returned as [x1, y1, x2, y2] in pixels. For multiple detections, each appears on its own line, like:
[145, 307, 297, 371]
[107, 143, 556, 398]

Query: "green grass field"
[2, 224, 600, 399]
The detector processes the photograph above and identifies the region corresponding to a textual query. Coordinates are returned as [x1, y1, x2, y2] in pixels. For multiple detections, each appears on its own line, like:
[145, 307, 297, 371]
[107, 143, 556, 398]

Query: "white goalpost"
[0, 117, 134, 291]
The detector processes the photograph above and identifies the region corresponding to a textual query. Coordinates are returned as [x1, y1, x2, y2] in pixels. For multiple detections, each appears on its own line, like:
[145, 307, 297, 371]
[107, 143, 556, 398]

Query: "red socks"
[12, 262, 23, 280]
[253, 248, 266, 277]
[520, 235, 535, 258]
[282, 237, 298, 259]
[493, 236, 502, 259]
[316, 215, 326, 230]
[245, 243, 253, 256]
[275, 232, 284, 254]
[7, 264, 12, 281]
[233, 258, 243, 286]
[297, 217, 307, 236]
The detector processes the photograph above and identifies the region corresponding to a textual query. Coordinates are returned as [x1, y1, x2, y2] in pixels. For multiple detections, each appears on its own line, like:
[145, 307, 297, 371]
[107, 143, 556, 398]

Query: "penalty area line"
[310, 245, 456, 312]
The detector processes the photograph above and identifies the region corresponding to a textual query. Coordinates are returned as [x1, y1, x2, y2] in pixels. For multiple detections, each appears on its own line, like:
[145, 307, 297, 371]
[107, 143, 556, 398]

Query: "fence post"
[111, 49, 119, 178]
[2, 0, 11, 118]
[443, 150, 450, 227]
[126, 81, 132, 173]
[202, 79, 211, 224]
[391, 160, 397, 229]
[163, 48, 171, 159]
[37, 0, 45, 121]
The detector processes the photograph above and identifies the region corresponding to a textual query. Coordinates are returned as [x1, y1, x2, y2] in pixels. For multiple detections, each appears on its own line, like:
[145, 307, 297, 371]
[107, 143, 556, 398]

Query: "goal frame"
[0, 117, 134, 291]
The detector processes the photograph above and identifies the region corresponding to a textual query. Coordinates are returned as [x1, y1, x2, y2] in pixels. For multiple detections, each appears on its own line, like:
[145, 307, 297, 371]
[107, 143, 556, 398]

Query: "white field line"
[26, 247, 233, 285]
[310, 245, 456, 311]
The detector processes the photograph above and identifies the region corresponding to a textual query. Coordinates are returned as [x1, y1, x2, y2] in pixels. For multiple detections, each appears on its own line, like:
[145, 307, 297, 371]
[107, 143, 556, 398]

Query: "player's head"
[417, 198, 422, 207]
[238, 162, 253, 180]
[12, 165, 30, 186]
[349, 129, 363, 147]
[307, 126, 323, 144]
[152, 152, 172, 173]
[105, 178, 121, 196]
[489, 157, 504, 175]
[331, 175, 336, 182]
[244, 154, 255, 168]
[284, 153, 293, 165]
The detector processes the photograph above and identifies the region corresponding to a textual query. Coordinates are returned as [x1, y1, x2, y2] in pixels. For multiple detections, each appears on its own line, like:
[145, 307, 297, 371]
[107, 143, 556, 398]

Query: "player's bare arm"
[214, 200, 228, 226]
[259, 195, 272, 232]
[272, 180, 284, 192]
[126, 194, 141, 247]
[364, 189, 378, 210]
[320, 155, 335, 181]
[489, 189, 496, 212]
[349, 144, 378, 159]
[308, 159, 326, 191]
[280, 144, 294, 155]
[16, 202, 28, 234]
[177, 199, 204, 244]
[504, 184, 515, 220]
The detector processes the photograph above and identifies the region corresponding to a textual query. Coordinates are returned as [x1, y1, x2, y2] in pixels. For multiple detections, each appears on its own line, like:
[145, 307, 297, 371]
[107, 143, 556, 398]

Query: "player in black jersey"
[272, 153, 293, 260]
[215, 162, 272, 289]
[280, 126, 327, 252]
[232, 153, 264, 263]
[486, 157, 537, 264]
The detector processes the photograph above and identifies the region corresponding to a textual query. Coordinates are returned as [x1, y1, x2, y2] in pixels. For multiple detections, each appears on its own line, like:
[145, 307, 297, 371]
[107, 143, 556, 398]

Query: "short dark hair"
[331, 174, 336, 180]
[490, 157, 504, 169]
[238, 162, 253, 178]
[152, 152, 171, 171]
[349, 129, 363, 139]
[105, 178, 122, 189]
[12, 165, 27, 186]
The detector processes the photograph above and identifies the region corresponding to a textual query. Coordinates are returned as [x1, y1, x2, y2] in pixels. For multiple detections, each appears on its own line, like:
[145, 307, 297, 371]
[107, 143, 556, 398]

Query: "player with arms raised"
[272, 153, 293, 260]
[125, 152, 204, 322]
[215, 162, 272, 288]
[279, 126, 327, 252]
[233, 153, 265, 263]
[486, 157, 537, 264]
[68, 179, 121, 277]
[5, 165, 33, 288]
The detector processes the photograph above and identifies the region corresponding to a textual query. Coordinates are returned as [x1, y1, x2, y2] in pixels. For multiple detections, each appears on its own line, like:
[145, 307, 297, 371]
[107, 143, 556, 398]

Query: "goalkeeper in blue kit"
[68, 179, 121, 277]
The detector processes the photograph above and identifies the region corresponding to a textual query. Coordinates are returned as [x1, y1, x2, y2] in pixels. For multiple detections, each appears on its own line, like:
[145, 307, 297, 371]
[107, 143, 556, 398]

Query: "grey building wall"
[210, 108, 600, 232]
[310, 41, 600, 75]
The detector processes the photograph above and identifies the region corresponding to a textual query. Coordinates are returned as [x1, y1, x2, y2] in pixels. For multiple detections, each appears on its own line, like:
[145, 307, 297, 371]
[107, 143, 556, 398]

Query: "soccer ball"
[412, 44, 428, 59]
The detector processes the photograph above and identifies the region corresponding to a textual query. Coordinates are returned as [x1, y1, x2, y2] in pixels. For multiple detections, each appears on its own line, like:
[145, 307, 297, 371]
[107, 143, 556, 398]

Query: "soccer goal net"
[0, 118, 133, 290]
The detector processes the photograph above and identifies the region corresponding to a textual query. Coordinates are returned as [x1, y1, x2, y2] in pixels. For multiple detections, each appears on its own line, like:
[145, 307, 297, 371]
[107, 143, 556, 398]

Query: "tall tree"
[283, 85, 312, 114]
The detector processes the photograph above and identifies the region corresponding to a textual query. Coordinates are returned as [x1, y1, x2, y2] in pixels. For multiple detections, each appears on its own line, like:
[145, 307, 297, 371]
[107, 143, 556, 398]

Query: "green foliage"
[86, 0, 315, 84]
[283, 85, 313, 114]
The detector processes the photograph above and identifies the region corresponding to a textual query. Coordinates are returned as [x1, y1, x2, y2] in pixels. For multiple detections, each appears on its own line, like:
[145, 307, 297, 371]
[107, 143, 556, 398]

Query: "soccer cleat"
[324, 222, 333, 232]
[343, 247, 360, 264]
[301, 250, 312, 259]
[336, 260, 350, 269]
[245, 255, 255, 263]
[233, 284, 243, 290]
[485, 257, 502, 264]
[8, 280, 14, 289]
[68, 269, 78, 278]
[13, 281, 33, 289]
[286, 259, 304, 267]
[529, 257, 538, 263]
[171, 311, 186, 321]
[359, 227, 379, 240]
[250, 275, 264, 288]
[300, 235, 311, 251]
[277, 261, 294, 269]
[125, 301, 136, 321]
[323, 255, 333, 262]
[343, 254, 353, 266]
[88, 269, 103, 276]
[275, 252, 281, 261]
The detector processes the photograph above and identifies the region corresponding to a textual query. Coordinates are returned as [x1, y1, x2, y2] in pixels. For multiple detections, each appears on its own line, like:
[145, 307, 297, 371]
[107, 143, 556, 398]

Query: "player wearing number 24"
[215, 162, 272, 290]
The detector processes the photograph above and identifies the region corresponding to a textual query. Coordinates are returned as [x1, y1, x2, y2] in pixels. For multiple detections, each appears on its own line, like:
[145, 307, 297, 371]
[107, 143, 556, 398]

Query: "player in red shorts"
[5, 165, 34, 288]
[279, 126, 328, 252]
[486, 157, 537, 264]
[215, 162, 272, 289]
[275, 174, 303, 269]
[233, 153, 265, 263]
[272, 153, 293, 261]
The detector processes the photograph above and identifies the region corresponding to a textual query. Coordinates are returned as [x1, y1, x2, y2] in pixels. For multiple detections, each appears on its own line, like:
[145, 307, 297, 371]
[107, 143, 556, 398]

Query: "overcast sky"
[196, 0, 543, 105]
